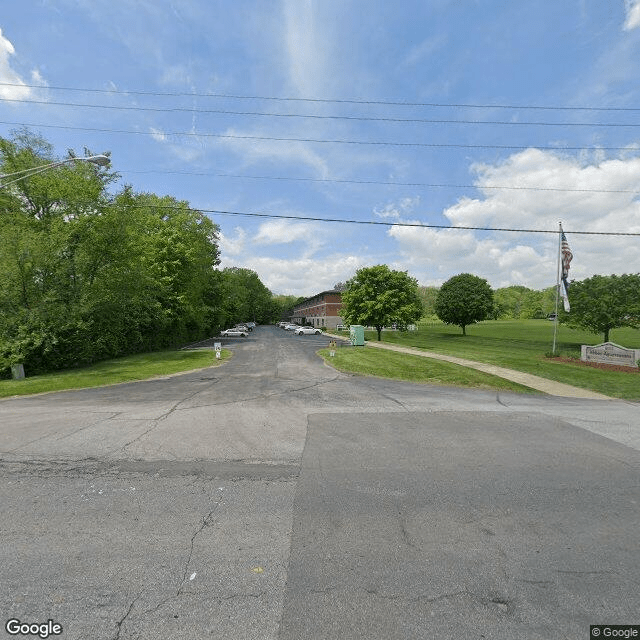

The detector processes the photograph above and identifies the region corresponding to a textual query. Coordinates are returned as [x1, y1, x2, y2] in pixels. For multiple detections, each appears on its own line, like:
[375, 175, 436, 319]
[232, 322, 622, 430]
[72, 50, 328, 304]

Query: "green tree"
[271, 294, 304, 322]
[435, 273, 494, 335]
[220, 268, 274, 326]
[519, 286, 556, 319]
[340, 265, 423, 341]
[0, 131, 119, 372]
[127, 192, 221, 344]
[417, 286, 439, 318]
[0, 131, 224, 374]
[560, 273, 640, 342]
[493, 285, 532, 319]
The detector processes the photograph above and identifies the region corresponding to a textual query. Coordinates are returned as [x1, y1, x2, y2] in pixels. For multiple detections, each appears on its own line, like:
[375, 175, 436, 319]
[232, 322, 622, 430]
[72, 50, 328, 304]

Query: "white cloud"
[150, 127, 167, 143]
[623, 0, 640, 30]
[253, 219, 325, 254]
[460, 149, 640, 232]
[219, 227, 246, 257]
[159, 64, 193, 87]
[282, 0, 329, 97]
[148, 125, 211, 163]
[222, 253, 365, 296]
[374, 197, 421, 220]
[385, 149, 640, 289]
[0, 28, 36, 100]
[402, 34, 448, 67]
[218, 128, 330, 178]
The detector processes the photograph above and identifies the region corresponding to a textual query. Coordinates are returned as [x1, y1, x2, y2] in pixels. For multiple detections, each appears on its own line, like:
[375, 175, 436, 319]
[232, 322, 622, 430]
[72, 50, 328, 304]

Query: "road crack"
[176, 495, 224, 596]
[119, 386, 208, 453]
[113, 593, 142, 640]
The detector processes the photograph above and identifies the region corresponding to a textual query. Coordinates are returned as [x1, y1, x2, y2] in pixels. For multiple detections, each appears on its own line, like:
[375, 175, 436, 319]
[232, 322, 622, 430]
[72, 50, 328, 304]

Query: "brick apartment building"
[291, 290, 343, 329]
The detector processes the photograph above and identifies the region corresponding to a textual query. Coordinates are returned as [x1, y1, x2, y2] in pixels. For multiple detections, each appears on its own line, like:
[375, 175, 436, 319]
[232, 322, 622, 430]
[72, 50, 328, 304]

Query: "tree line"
[340, 266, 639, 342]
[0, 131, 276, 376]
[418, 283, 557, 320]
[2, 131, 637, 374]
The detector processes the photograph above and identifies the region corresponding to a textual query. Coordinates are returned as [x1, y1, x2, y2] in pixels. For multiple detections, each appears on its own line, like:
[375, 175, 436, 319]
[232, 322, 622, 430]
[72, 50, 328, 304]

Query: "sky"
[1, 1, 640, 297]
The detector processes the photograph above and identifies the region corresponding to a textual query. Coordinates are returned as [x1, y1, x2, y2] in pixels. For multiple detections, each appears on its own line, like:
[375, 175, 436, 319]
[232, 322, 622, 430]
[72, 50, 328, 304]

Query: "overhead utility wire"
[40, 196, 638, 234]
[123, 169, 640, 194]
[3, 98, 640, 127]
[0, 81, 638, 112]
[147, 206, 640, 236]
[0, 120, 635, 152]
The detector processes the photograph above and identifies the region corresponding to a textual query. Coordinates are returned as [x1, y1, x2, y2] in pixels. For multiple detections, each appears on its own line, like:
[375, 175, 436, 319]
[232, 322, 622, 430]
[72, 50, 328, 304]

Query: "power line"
[3, 97, 640, 128]
[122, 168, 640, 194]
[1, 81, 638, 112]
[1, 120, 637, 152]
[171, 207, 640, 236]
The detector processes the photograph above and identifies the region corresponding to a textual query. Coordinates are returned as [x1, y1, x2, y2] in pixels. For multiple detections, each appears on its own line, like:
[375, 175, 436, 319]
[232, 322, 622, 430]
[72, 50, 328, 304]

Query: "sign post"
[214, 342, 222, 359]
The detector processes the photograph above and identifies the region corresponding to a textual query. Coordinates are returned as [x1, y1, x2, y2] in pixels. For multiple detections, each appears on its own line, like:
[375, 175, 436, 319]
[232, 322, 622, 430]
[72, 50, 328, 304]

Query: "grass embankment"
[318, 347, 535, 393]
[0, 348, 230, 399]
[326, 320, 640, 400]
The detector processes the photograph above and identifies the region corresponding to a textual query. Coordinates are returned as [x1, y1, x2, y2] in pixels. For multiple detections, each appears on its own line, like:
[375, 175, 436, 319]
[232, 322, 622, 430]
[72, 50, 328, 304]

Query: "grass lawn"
[0, 348, 230, 399]
[318, 347, 536, 394]
[331, 320, 640, 400]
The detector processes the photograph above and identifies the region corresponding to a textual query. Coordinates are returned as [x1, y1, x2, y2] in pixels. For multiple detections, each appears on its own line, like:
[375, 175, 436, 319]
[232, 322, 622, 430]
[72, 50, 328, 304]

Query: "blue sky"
[1, 1, 640, 296]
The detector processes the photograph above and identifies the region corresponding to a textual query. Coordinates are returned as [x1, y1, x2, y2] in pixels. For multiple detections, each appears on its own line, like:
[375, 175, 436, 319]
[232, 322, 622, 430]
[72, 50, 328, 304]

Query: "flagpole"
[552, 222, 562, 355]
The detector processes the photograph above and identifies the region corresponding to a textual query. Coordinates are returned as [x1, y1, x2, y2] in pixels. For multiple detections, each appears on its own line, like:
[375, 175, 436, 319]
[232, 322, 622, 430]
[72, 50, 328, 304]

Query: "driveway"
[1, 325, 638, 639]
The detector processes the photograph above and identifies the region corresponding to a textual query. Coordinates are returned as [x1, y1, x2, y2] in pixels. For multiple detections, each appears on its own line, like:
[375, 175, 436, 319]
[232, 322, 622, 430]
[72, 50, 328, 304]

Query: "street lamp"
[0, 153, 111, 190]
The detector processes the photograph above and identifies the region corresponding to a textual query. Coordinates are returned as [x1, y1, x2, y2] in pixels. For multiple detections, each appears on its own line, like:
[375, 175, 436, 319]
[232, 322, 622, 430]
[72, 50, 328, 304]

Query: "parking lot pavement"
[1, 324, 639, 639]
[280, 411, 640, 640]
[0, 461, 296, 640]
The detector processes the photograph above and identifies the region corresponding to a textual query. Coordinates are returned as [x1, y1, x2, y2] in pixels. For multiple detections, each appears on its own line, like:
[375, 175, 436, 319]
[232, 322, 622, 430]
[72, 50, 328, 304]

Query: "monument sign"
[581, 342, 640, 368]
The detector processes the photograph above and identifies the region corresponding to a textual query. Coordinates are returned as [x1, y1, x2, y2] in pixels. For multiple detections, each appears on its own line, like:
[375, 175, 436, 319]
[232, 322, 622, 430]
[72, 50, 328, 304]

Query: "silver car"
[220, 328, 248, 337]
[295, 327, 322, 335]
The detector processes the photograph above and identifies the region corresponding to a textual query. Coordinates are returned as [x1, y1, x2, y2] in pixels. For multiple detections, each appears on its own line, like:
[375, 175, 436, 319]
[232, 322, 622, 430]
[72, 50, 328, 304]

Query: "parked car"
[295, 326, 322, 335]
[221, 328, 248, 337]
[284, 324, 299, 331]
[235, 324, 251, 332]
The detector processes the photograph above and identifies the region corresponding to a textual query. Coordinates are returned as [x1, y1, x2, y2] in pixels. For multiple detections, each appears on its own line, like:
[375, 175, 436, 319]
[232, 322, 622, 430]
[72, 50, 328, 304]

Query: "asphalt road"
[0, 325, 638, 639]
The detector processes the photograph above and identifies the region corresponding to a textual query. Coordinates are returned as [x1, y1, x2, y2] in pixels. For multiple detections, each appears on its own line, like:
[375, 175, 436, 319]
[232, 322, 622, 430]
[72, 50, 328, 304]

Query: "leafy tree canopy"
[435, 273, 494, 335]
[0, 130, 240, 375]
[341, 264, 423, 341]
[417, 286, 439, 317]
[560, 273, 640, 342]
[221, 267, 274, 326]
[271, 294, 303, 321]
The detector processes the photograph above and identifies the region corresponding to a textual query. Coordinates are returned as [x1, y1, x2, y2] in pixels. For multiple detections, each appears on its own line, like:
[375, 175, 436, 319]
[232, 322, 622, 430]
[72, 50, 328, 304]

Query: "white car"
[220, 328, 247, 337]
[284, 324, 299, 331]
[295, 326, 322, 335]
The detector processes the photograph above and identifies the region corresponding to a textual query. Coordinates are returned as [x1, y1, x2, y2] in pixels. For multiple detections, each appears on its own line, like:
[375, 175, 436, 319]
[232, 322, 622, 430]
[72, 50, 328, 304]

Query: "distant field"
[0, 348, 229, 398]
[331, 320, 640, 400]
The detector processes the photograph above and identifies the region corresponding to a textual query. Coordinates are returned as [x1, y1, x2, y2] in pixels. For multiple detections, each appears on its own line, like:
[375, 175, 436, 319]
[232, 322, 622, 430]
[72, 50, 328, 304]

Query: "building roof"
[293, 290, 342, 308]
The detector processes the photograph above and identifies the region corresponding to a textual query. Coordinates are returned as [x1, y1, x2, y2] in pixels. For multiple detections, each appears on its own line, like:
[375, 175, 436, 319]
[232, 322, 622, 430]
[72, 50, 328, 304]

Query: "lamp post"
[0, 154, 111, 190]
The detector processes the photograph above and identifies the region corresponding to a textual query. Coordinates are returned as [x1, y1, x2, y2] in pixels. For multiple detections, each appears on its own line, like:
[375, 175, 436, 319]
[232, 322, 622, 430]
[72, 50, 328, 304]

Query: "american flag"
[560, 230, 573, 312]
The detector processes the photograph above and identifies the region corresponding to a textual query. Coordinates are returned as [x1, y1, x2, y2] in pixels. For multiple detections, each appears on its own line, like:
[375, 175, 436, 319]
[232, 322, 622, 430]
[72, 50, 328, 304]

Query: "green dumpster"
[349, 325, 365, 346]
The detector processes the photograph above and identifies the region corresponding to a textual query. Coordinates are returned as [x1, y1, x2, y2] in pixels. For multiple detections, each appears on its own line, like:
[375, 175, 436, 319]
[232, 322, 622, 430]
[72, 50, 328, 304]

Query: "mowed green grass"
[0, 348, 230, 398]
[330, 320, 640, 400]
[318, 347, 536, 393]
